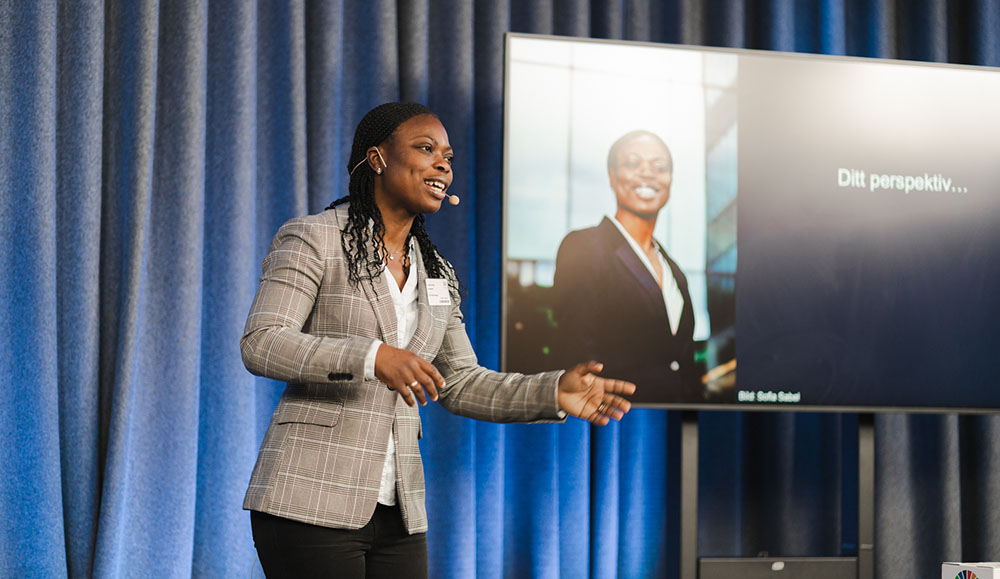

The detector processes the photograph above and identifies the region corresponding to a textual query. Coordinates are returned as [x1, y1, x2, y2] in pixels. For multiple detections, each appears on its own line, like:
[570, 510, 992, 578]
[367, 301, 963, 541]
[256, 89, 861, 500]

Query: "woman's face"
[374, 114, 454, 216]
[609, 135, 672, 219]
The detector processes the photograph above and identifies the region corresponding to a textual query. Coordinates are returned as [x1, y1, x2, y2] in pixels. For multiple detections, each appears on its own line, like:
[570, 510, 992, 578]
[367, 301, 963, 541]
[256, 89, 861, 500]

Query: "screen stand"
[857, 413, 875, 579]
[680, 410, 699, 579]
[681, 411, 876, 579]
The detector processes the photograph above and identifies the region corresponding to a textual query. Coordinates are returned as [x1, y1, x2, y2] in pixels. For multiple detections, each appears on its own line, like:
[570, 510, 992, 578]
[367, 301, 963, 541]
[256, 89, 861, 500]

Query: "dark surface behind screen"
[736, 54, 1000, 410]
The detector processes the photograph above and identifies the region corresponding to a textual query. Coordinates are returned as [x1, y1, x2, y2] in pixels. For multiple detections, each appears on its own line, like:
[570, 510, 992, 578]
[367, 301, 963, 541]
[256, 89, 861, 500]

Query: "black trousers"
[250, 504, 428, 579]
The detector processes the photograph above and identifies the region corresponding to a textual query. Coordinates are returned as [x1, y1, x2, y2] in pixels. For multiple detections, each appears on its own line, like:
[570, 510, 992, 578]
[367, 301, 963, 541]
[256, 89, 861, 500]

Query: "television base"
[699, 556, 858, 578]
[680, 412, 875, 579]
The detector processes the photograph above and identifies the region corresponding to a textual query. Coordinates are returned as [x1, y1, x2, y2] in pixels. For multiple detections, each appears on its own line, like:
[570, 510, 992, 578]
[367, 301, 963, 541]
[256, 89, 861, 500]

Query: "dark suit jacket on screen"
[552, 217, 699, 404]
[241, 204, 563, 534]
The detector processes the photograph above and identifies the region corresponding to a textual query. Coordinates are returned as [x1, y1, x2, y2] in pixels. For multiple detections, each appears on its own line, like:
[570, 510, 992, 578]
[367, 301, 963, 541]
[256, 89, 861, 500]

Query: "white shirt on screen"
[609, 216, 685, 335]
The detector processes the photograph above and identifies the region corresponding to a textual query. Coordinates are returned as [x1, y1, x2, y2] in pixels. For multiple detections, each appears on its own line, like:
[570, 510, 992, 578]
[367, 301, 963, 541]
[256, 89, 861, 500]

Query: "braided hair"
[327, 102, 458, 292]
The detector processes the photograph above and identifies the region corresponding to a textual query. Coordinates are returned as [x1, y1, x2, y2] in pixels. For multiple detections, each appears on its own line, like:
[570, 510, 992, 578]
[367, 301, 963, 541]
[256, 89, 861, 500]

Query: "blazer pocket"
[275, 397, 343, 427]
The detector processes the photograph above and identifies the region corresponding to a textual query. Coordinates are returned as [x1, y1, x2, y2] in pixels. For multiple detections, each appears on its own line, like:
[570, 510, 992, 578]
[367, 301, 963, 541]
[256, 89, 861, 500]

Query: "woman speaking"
[241, 102, 634, 577]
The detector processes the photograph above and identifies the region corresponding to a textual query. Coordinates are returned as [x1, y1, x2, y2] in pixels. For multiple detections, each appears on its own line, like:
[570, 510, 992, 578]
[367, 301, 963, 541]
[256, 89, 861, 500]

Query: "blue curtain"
[2, 0, 998, 577]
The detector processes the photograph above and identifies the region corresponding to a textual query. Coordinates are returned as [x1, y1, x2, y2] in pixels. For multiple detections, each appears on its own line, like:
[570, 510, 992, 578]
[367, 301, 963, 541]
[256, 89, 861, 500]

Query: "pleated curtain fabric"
[1, 0, 998, 577]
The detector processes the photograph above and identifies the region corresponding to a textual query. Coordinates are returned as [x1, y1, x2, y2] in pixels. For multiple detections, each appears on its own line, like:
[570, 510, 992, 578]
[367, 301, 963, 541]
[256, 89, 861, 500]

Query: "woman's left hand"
[556, 361, 635, 425]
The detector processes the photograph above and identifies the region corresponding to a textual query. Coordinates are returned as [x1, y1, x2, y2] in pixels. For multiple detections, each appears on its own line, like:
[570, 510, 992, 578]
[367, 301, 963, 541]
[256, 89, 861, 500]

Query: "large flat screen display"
[501, 33, 1000, 412]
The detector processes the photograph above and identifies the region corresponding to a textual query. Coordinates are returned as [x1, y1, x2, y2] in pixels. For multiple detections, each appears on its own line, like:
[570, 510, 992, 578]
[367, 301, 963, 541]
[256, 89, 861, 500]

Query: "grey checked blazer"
[241, 205, 563, 534]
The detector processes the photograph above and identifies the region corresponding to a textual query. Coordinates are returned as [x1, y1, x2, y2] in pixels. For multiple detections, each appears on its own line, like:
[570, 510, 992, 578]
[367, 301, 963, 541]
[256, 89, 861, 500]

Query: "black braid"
[327, 103, 460, 295]
[410, 213, 454, 281]
[326, 166, 389, 287]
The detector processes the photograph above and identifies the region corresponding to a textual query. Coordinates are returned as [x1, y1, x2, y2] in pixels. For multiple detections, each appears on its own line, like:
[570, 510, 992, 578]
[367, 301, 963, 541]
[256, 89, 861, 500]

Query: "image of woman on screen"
[552, 130, 701, 404]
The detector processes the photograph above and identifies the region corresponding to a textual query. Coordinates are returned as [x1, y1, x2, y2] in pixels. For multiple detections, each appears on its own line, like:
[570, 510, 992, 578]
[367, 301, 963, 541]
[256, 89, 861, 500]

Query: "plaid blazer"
[241, 205, 563, 534]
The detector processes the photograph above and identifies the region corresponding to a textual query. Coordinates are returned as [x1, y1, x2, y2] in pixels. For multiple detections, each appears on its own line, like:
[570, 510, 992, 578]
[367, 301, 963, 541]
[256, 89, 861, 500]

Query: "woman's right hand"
[374, 344, 445, 407]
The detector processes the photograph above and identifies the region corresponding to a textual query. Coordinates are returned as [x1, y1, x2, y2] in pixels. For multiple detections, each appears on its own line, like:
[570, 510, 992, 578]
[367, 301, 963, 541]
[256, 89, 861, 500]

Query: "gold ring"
[409, 381, 419, 388]
[597, 402, 607, 414]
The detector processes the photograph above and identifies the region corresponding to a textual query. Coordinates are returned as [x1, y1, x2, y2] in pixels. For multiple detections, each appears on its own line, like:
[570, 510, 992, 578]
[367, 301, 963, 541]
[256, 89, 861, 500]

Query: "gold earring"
[376, 167, 383, 174]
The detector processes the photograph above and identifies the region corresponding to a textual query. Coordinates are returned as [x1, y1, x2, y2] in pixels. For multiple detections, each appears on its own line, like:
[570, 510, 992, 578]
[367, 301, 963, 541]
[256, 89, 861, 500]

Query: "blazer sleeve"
[240, 218, 374, 386]
[432, 288, 565, 424]
[552, 229, 605, 364]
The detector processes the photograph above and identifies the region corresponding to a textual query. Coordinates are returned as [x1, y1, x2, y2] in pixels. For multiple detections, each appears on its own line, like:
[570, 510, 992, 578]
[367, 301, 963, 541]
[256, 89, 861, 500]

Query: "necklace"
[383, 240, 409, 262]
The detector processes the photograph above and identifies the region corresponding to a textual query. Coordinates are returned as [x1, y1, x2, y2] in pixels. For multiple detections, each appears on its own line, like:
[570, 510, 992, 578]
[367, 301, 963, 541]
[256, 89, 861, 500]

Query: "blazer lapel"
[359, 271, 398, 347]
[599, 218, 659, 293]
[615, 243, 661, 294]
[404, 244, 434, 356]
[606, 220, 662, 296]
[335, 204, 399, 348]
[602, 219, 671, 321]
[657, 242, 695, 333]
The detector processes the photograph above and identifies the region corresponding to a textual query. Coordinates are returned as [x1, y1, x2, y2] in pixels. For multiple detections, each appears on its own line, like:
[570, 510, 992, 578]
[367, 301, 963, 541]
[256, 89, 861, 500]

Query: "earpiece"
[376, 148, 388, 172]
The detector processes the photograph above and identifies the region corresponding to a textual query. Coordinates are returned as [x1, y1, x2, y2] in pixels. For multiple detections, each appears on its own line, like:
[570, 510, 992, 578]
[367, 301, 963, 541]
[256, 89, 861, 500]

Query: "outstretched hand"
[557, 361, 635, 425]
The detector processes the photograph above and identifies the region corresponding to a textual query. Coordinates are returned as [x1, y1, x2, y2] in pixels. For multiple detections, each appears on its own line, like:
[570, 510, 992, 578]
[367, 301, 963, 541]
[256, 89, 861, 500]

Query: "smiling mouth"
[424, 179, 448, 199]
[633, 184, 659, 200]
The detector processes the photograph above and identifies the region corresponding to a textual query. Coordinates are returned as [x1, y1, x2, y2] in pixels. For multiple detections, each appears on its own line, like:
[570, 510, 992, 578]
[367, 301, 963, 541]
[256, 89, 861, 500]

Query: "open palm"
[556, 361, 636, 425]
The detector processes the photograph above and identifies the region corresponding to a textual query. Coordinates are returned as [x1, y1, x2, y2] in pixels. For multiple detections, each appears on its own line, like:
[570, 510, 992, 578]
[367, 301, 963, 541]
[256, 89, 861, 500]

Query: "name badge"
[425, 279, 452, 306]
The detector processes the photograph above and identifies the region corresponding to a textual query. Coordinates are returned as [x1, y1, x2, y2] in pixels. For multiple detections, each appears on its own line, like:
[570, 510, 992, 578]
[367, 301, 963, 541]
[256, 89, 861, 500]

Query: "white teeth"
[634, 185, 658, 199]
[425, 180, 445, 191]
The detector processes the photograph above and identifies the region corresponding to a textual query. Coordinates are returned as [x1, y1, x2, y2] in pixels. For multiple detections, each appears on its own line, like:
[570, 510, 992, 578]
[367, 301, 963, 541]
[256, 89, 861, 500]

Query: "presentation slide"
[503, 34, 1000, 411]
[736, 54, 1000, 409]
